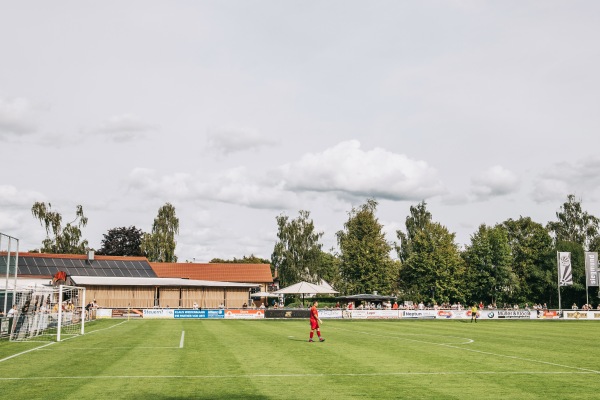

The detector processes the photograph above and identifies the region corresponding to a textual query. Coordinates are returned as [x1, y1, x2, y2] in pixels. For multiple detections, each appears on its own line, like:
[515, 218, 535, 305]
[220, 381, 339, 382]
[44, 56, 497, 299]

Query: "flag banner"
[558, 252, 573, 286]
[585, 252, 598, 287]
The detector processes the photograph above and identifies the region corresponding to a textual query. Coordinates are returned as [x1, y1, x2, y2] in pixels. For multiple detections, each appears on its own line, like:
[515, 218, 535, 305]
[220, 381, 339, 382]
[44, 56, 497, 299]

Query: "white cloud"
[124, 167, 295, 210]
[126, 168, 193, 200]
[0, 97, 38, 138]
[206, 125, 278, 155]
[470, 165, 520, 200]
[0, 185, 44, 209]
[94, 114, 157, 142]
[279, 140, 445, 201]
[532, 157, 600, 203]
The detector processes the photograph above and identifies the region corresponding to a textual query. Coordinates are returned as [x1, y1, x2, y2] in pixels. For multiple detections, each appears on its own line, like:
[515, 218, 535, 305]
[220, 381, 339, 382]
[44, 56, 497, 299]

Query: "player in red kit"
[309, 300, 325, 342]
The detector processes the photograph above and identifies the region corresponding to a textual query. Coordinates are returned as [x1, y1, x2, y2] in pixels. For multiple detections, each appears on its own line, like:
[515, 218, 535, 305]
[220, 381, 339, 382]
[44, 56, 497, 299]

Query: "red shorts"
[310, 319, 319, 329]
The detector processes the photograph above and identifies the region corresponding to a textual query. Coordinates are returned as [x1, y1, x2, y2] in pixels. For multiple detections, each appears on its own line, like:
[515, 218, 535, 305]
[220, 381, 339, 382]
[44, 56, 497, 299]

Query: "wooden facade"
[79, 284, 252, 309]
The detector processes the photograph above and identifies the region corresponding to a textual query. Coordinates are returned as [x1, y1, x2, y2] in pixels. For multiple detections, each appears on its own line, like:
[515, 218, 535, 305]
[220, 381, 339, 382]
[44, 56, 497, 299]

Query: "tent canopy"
[274, 281, 338, 295]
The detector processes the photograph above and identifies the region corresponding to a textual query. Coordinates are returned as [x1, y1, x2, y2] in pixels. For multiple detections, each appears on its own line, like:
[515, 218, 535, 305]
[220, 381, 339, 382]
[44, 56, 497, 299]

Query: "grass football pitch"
[0, 318, 598, 399]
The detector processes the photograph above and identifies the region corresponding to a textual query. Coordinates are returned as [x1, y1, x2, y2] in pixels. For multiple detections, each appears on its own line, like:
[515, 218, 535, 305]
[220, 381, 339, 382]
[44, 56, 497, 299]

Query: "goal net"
[9, 285, 86, 342]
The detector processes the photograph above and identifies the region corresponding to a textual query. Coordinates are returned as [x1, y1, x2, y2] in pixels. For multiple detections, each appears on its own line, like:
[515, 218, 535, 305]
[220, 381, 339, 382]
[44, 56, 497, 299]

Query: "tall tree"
[503, 217, 555, 306]
[398, 221, 465, 304]
[97, 226, 144, 256]
[271, 210, 324, 287]
[31, 202, 89, 254]
[141, 203, 179, 262]
[547, 194, 600, 250]
[463, 224, 516, 306]
[336, 199, 397, 295]
[396, 201, 432, 263]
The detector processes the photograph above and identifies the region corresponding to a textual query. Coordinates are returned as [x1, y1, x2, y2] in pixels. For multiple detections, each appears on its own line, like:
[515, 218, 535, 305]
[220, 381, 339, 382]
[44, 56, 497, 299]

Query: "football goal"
[9, 285, 86, 342]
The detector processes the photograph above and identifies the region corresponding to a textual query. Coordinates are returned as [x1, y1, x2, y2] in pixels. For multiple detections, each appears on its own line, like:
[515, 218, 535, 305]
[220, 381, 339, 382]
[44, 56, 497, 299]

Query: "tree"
[97, 226, 144, 256]
[271, 210, 324, 287]
[547, 194, 600, 250]
[463, 224, 516, 306]
[398, 221, 465, 305]
[316, 249, 343, 293]
[396, 201, 432, 263]
[209, 255, 271, 264]
[336, 199, 398, 295]
[141, 203, 179, 262]
[31, 202, 89, 254]
[502, 217, 555, 306]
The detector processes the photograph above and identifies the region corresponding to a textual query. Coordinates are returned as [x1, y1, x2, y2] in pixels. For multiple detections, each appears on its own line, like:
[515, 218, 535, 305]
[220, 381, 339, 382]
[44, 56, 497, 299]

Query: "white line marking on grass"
[85, 320, 128, 335]
[332, 326, 600, 375]
[0, 342, 56, 364]
[36, 346, 181, 350]
[0, 371, 597, 381]
[180, 331, 185, 348]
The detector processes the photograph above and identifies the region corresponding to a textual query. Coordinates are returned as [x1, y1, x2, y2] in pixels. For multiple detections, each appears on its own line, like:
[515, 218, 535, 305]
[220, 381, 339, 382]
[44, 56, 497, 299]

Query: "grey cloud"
[0, 97, 38, 138]
[470, 165, 520, 200]
[94, 114, 157, 142]
[532, 157, 600, 203]
[206, 126, 278, 155]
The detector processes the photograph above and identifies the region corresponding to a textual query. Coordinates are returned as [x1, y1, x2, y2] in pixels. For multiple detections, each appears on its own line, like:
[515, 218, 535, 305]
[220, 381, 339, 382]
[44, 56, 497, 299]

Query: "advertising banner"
[537, 310, 560, 319]
[558, 252, 573, 286]
[264, 309, 310, 319]
[173, 309, 224, 319]
[495, 310, 536, 319]
[563, 311, 589, 320]
[143, 309, 174, 319]
[585, 252, 599, 287]
[402, 310, 437, 319]
[319, 309, 343, 319]
[224, 309, 264, 319]
[96, 308, 113, 319]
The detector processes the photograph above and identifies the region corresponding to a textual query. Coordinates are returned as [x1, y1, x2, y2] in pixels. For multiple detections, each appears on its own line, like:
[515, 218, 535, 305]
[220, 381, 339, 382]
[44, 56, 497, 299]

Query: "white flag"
[585, 252, 598, 287]
[558, 252, 573, 286]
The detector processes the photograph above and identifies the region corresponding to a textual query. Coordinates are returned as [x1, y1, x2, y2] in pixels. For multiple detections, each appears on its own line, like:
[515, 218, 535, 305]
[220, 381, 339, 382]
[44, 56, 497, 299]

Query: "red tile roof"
[150, 263, 273, 284]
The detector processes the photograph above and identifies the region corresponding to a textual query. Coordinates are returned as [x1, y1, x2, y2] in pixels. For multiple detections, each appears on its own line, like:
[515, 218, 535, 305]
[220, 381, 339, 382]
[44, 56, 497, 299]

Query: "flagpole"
[557, 251, 562, 312]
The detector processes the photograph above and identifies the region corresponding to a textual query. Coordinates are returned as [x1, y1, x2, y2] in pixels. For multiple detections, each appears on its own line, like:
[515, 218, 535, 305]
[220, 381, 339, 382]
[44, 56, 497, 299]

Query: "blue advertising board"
[174, 309, 225, 319]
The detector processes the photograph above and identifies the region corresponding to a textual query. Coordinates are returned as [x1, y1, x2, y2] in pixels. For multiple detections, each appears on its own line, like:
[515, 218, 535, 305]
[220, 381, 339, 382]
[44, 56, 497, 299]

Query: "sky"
[1, 1, 600, 262]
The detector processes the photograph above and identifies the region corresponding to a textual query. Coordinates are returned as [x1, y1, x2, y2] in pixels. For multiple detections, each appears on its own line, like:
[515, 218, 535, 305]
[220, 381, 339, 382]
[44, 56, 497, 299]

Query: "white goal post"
[9, 284, 86, 342]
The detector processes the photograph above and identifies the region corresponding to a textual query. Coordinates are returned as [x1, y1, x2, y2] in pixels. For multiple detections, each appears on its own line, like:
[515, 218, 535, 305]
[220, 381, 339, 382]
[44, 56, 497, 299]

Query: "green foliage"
[97, 226, 144, 256]
[317, 250, 344, 293]
[399, 221, 465, 304]
[141, 203, 179, 262]
[502, 217, 556, 306]
[336, 199, 397, 295]
[209, 254, 270, 264]
[463, 224, 516, 306]
[271, 210, 324, 287]
[31, 202, 89, 254]
[547, 194, 600, 250]
[396, 200, 432, 263]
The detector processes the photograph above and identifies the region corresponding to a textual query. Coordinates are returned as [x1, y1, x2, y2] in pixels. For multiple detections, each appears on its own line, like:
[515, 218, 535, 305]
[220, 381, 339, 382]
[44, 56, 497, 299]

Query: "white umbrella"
[274, 281, 338, 295]
[273, 281, 338, 306]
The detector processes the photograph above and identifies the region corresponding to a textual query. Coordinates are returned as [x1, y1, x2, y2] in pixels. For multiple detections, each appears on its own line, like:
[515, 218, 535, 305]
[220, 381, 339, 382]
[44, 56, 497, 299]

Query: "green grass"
[0, 319, 599, 399]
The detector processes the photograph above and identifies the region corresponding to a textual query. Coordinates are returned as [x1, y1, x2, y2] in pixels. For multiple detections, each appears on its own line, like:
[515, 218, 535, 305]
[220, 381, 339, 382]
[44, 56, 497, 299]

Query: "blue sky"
[1, 1, 600, 261]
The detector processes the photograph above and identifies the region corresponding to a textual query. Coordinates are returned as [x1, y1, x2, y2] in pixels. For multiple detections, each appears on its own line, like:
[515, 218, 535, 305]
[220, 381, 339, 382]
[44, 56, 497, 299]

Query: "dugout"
[69, 276, 259, 309]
